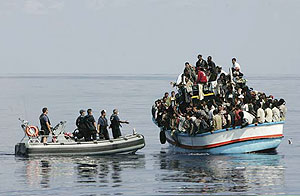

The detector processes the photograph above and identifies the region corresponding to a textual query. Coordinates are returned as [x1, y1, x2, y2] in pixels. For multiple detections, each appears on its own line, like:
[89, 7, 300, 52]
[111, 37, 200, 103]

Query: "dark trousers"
[112, 128, 121, 139]
[100, 128, 110, 140]
[83, 129, 97, 141]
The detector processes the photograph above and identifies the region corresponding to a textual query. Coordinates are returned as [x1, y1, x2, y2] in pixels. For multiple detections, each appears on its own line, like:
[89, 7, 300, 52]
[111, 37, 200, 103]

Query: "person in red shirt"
[234, 105, 242, 126]
[196, 68, 208, 84]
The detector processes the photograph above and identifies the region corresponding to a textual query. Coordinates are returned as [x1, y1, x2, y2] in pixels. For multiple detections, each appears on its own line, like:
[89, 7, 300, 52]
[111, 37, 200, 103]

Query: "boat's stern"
[15, 143, 28, 156]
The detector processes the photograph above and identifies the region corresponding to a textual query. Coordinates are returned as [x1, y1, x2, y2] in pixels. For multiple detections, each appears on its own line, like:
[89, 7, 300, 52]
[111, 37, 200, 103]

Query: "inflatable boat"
[15, 119, 145, 156]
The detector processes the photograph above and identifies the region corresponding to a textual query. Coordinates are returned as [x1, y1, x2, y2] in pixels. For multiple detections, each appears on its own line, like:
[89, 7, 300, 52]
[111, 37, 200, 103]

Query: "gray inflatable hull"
[15, 134, 145, 156]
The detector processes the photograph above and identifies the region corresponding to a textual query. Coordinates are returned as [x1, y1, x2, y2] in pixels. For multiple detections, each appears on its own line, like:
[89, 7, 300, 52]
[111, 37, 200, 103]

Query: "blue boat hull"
[168, 137, 283, 154]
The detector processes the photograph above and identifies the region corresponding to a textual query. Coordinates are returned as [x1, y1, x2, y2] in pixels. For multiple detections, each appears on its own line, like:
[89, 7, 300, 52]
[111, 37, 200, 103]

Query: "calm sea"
[0, 74, 299, 195]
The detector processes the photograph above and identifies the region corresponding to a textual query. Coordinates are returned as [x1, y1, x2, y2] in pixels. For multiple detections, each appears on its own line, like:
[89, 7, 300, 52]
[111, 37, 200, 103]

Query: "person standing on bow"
[110, 109, 129, 139]
[39, 107, 53, 144]
[97, 110, 110, 140]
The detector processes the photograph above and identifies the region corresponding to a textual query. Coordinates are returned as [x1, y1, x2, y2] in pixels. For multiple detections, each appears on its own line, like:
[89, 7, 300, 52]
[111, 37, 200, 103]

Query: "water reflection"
[23, 159, 52, 188]
[154, 150, 285, 195]
[19, 154, 145, 190]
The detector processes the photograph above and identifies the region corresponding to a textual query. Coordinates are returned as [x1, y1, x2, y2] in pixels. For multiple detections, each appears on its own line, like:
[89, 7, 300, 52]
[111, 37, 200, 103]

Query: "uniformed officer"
[110, 109, 129, 139]
[39, 107, 52, 144]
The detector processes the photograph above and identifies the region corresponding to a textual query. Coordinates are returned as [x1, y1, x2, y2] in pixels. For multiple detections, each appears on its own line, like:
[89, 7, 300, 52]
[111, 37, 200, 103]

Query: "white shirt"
[265, 108, 273, 123]
[243, 111, 255, 124]
[257, 108, 265, 123]
[279, 104, 287, 120]
[272, 107, 280, 122]
[178, 116, 186, 132]
[176, 74, 186, 85]
[233, 62, 241, 71]
[242, 104, 249, 112]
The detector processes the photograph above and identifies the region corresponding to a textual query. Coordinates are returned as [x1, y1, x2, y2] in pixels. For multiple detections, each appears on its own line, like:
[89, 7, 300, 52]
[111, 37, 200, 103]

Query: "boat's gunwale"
[26, 134, 143, 147]
[171, 121, 285, 138]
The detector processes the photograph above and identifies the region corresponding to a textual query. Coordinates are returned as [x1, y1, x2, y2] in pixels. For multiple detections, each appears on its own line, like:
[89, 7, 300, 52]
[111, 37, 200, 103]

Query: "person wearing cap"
[97, 110, 110, 140]
[75, 109, 87, 140]
[110, 109, 129, 139]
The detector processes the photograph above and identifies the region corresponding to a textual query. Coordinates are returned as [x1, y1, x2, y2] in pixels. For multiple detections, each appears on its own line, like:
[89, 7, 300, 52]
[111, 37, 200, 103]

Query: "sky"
[0, 0, 299, 75]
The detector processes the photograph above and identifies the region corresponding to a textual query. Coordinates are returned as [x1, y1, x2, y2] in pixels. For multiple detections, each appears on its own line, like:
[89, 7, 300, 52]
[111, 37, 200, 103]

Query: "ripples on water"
[0, 74, 299, 195]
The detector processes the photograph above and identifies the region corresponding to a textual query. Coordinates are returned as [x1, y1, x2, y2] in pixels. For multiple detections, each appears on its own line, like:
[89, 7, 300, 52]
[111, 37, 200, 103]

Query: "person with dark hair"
[110, 109, 129, 139]
[74, 109, 87, 140]
[196, 68, 208, 84]
[278, 98, 287, 121]
[272, 100, 280, 122]
[196, 54, 207, 69]
[39, 107, 52, 144]
[265, 102, 273, 123]
[184, 62, 196, 82]
[234, 105, 242, 126]
[84, 109, 97, 141]
[256, 102, 265, 124]
[207, 56, 216, 71]
[232, 58, 241, 72]
[213, 109, 222, 131]
[97, 110, 110, 140]
[240, 111, 255, 128]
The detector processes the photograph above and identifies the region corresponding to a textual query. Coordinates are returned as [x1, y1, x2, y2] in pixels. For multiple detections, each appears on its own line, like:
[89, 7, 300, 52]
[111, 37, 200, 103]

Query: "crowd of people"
[152, 55, 287, 135]
[39, 107, 129, 143]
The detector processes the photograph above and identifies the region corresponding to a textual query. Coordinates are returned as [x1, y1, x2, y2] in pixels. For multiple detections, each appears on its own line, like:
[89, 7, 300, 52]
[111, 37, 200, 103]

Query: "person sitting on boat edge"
[256, 102, 266, 124]
[110, 109, 129, 139]
[232, 57, 241, 72]
[272, 100, 281, 122]
[74, 109, 86, 141]
[83, 109, 97, 141]
[39, 107, 53, 144]
[264, 102, 273, 123]
[213, 109, 222, 131]
[278, 98, 287, 121]
[97, 110, 110, 140]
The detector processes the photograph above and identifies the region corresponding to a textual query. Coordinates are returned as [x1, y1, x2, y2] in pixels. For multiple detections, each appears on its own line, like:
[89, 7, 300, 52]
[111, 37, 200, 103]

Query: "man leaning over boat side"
[110, 109, 129, 139]
[39, 107, 53, 144]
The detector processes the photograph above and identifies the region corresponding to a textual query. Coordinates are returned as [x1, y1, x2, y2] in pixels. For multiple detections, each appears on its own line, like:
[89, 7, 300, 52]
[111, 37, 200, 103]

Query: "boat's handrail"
[169, 121, 285, 138]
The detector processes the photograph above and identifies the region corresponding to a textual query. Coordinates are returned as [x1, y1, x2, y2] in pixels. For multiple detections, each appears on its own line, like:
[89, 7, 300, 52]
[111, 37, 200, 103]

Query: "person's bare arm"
[94, 122, 98, 133]
[97, 124, 100, 133]
[119, 120, 129, 124]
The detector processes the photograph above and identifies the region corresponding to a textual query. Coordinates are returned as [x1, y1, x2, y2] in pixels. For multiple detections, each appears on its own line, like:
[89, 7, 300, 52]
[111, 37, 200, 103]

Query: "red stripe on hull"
[167, 134, 284, 150]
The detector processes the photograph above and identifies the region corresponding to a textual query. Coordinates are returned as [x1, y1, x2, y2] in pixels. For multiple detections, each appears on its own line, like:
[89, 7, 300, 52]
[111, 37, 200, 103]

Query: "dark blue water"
[0, 74, 299, 195]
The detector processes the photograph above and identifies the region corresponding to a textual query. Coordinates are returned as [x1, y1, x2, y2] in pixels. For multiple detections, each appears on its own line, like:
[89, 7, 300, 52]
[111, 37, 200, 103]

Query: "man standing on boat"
[97, 110, 110, 140]
[84, 109, 97, 141]
[110, 109, 129, 139]
[39, 107, 52, 144]
[196, 54, 207, 69]
[74, 109, 87, 140]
